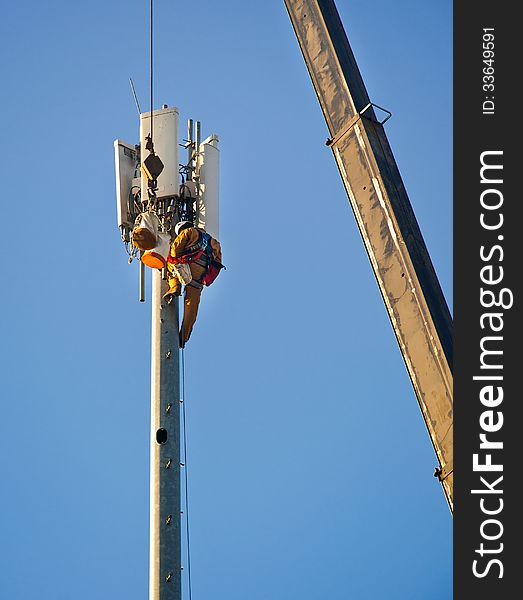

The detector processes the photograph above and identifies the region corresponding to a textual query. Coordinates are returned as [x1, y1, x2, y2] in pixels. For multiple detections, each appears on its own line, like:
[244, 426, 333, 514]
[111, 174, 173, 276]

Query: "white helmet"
[174, 221, 192, 236]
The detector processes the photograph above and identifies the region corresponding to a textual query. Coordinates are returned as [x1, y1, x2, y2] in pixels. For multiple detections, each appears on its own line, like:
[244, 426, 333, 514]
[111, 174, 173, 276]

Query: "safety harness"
[167, 229, 225, 287]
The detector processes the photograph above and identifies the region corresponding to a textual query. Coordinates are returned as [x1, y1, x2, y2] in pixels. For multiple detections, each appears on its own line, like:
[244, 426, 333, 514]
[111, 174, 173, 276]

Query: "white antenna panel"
[140, 106, 179, 201]
[196, 134, 219, 240]
[114, 139, 139, 231]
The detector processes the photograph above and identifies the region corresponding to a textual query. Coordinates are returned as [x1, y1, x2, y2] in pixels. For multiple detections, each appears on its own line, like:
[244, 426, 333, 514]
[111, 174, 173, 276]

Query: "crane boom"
[284, 0, 453, 510]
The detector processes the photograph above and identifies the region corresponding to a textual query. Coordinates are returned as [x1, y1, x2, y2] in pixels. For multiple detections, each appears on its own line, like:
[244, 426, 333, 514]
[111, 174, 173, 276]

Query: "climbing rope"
[180, 346, 193, 600]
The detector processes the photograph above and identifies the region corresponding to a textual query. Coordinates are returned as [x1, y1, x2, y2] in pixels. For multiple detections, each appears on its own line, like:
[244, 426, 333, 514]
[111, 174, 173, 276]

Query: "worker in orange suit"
[164, 220, 223, 348]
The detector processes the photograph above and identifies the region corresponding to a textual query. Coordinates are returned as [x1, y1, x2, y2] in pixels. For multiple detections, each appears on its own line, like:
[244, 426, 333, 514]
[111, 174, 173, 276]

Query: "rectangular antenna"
[140, 107, 180, 201]
[114, 139, 139, 237]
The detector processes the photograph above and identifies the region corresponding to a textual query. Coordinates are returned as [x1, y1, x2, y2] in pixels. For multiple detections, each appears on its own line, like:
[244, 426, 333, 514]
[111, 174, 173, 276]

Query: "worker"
[164, 220, 223, 348]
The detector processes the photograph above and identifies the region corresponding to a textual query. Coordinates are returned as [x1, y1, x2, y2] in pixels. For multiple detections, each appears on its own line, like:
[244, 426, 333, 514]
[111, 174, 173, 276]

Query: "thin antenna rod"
[129, 78, 142, 115]
[149, 0, 154, 146]
[187, 119, 194, 180]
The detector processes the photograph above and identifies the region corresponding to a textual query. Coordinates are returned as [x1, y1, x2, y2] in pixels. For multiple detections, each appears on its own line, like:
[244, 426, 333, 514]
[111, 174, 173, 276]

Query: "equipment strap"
[194, 256, 209, 268]
[167, 230, 212, 266]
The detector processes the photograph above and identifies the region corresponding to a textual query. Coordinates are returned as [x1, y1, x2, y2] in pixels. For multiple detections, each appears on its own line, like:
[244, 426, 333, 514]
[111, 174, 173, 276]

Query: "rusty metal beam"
[284, 0, 453, 510]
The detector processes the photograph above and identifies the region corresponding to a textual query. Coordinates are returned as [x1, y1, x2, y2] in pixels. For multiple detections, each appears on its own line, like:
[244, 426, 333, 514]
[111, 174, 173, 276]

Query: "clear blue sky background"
[0, 1, 452, 598]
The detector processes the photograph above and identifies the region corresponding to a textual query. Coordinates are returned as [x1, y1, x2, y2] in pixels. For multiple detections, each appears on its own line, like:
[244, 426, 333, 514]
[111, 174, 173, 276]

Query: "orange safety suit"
[165, 226, 222, 347]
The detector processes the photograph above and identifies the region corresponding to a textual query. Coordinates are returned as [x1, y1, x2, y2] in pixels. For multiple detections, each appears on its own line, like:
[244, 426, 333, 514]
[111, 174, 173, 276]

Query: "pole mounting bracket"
[434, 462, 453, 482]
[326, 101, 392, 147]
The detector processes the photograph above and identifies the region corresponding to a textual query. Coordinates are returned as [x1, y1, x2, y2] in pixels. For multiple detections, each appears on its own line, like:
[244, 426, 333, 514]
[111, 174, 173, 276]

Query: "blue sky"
[0, 1, 452, 599]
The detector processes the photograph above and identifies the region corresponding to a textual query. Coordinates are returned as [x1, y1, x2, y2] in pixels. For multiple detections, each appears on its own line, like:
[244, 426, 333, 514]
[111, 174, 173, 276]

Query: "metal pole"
[140, 259, 146, 303]
[195, 121, 201, 154]
[194, 121, 202, 212]
[187, 119, 194, 180]
[149, 269, 181, 600]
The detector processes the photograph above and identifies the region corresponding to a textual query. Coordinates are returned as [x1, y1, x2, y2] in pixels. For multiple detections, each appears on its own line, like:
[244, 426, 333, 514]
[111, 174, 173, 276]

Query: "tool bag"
[201, 258, 225, 287]
[141, 232, 171, 270]
[131, 211, 159, 251]
[170, 262, 193, 285]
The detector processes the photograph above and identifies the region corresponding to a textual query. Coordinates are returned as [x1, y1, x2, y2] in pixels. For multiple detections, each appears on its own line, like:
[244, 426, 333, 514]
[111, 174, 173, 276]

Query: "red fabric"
[166, 247, 204, 265]
[201, 261, 224, 286]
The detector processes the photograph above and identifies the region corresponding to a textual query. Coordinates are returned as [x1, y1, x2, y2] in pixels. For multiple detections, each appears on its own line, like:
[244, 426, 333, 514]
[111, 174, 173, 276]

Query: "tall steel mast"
[149, 273, 182, 599]
[115, 104, 220, 598]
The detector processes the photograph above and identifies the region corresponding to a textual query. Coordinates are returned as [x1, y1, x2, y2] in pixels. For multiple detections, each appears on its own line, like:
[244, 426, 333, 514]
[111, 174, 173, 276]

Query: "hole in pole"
[156, 428, 168, 444]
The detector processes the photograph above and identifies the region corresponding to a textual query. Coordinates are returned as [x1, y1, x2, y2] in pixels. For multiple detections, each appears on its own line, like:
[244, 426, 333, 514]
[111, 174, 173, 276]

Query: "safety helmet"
[174, 221, 192, 236]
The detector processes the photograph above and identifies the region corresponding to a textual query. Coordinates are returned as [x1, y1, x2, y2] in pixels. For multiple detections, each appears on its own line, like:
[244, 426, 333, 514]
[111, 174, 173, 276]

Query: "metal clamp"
[360, 102, 392, 125]
[434, 463, 453, 481]
[326, 102, 392, 147]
